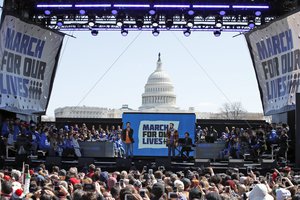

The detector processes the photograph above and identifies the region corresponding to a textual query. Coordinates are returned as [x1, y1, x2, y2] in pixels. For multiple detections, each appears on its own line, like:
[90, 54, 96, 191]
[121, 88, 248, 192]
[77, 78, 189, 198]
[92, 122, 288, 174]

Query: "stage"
[2, 155, 290, 175]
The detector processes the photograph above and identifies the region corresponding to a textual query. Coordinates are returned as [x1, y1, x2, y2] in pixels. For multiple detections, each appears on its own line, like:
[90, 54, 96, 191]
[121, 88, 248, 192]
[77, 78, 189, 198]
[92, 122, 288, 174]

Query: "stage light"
[152, 28, 160, 36]
[113, 4, 150, 8]
[152, 17, 159, 27]
[187, 9, 195, 16]
[44, 10, 51, 15]
[193, 5, 230, 8]
[255, 10, 262, 16]
[88, 16, 95, 27]
[111, 9, 118, 15]
[91, 29, 98, 36]
[37, 4, 72, 8]
[79, 9, 86, 15]
[116, 18, 123, 27]
[165, 17, 173, 30]
[213, 30, 221, 37]
[56, 17, 63, 27]
[219, 10, 226, 16]
[232, 5, 269, 9]
[186, 19, 194, 28]
[75, 4, 111, 8]
[149, 9, 156, 15]
[121, 28, 128, 36]
[154, 4, 190, 8]
[215, 16, 223, 28]
[136, 17, 144, 30]
[183, 28, 191, 37]
[248, 17, 255, 29]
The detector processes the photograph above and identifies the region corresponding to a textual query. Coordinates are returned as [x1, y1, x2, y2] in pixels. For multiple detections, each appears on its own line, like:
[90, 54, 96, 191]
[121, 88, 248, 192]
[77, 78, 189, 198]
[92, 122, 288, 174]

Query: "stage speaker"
[46, 157, 61, 167]
[228, 159, 245, 168]
[78, 157, 94, 168]
[195, 159, 210, 168]
[155, 157, 171, 169]
[116, 158, 132, 170]
[261, 159, 277, 169]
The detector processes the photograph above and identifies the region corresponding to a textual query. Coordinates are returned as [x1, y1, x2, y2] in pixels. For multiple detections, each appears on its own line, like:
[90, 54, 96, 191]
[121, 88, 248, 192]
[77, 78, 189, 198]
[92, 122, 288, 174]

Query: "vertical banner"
[245, 10, 300, 115]
[0, 15, 64, 114]
[123, 112, 196, 156]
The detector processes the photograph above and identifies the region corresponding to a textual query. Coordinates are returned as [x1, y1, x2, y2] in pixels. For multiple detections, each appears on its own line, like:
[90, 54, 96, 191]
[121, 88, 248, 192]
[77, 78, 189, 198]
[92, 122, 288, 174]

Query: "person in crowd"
[71, 132, 82, 158]
[121, 122, 134, 158]
[277, 128, 289, 160]
[166, 123, 178, 157]
[114, 133, 125, 158]
[27, 123, 40, 155]
[180, 132, 193, 158]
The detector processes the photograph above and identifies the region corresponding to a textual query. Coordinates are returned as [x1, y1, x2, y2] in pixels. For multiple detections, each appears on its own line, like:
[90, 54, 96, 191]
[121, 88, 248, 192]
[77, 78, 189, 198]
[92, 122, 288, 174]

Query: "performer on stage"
[121, 122, 134, 158]
[166, 123, 178, 157]
[180, 132, 193, 157]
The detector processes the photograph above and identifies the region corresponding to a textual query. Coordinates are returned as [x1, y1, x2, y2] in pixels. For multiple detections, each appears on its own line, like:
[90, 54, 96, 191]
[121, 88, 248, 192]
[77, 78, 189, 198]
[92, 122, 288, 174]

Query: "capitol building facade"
[139, 53, 178, 111]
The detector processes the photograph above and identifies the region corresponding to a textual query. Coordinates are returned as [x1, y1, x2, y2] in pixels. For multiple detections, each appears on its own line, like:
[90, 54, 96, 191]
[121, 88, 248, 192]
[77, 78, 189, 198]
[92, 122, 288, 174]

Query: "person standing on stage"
[166, 123, 178, 157]
[122, 122, 134, 158]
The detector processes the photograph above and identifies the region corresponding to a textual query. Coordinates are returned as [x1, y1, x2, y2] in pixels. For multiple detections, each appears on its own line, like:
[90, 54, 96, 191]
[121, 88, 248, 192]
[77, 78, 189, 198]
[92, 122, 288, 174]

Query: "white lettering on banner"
[138, 121, 179, 149]
[245, 11, 300, 115]
[0, 15, 64, 114]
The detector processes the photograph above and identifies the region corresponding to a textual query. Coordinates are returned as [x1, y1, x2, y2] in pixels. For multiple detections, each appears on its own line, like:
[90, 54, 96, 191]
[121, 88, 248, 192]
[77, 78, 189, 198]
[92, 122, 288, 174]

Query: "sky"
[0, 1, 264, 117]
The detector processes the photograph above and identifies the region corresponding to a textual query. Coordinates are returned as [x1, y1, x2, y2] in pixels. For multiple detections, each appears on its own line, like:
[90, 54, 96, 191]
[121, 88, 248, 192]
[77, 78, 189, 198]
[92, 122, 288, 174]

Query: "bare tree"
[220, 102, 247, 119]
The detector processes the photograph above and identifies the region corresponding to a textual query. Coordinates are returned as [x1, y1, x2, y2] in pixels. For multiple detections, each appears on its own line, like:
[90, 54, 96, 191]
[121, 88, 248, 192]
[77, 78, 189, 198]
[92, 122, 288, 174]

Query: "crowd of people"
[0, 118, 128, 160]
[0, 118, 291, 162]
[1, 162, 300, 200]
[195, 124, 290, 161]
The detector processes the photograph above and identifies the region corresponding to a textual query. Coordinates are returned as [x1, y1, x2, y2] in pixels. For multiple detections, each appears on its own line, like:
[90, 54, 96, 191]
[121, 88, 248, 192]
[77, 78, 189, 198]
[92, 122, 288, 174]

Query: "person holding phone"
[166, 123, 178, 157]
[122, 122, 134, 158]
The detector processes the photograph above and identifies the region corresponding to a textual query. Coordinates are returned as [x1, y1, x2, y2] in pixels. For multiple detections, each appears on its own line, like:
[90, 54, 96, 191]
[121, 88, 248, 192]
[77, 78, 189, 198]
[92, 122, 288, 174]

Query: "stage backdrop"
[245, 10, 300, 115]
[0, 15, 64, 114]
[122, 112, 196, 156]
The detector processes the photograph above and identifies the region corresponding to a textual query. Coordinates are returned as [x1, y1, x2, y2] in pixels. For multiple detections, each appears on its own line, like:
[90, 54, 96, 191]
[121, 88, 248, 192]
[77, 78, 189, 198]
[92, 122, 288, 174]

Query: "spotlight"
[116, 18, 123, 27]
[219, 10, 226, 16]
[149, 9, 156, 15]
[152, 28, 160, 36]
[56, 17, 63, 27]
[255, 10, 262, 16]
[111, 9, 118, 15]
[152, 17, 159, 27]
[136, 17, 144, 30]
[187, 9, 195, 16]
[91, 29, 98, 36]
[186, 19, 194, 28]
[183, 28, 191, 37]
[44, 10, 51, 15]
[121, 28, 128, 36]
[88, 16, 95, 27]
[165, 17, 173, 30]
[79, 9, 86, 15]
[213, 30, 221, 37]
[215, 16, 223, 28]
[248, 18, 255, 29]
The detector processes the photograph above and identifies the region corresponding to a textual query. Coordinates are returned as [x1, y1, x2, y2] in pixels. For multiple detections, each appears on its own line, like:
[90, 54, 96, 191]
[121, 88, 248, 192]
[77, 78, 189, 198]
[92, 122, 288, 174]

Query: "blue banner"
[122, 112, 196, 156]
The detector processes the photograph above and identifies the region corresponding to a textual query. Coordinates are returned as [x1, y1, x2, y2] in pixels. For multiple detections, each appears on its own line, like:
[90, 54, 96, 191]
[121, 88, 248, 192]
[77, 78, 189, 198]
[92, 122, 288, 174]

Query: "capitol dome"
[139, 53, 177, 111]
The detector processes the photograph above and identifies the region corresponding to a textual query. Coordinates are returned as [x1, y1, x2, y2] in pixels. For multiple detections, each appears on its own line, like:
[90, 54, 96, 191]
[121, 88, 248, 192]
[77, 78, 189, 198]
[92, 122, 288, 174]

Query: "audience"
[0, 164, 299, 199]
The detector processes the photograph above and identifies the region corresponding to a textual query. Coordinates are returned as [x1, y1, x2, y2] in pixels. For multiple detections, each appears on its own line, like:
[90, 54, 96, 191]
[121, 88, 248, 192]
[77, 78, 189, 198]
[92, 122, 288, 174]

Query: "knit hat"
[249, 184, 274, 200]
[100, 171, 109, 183]
[276, 188, 291, 200]
[107, 177, 117, 189]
